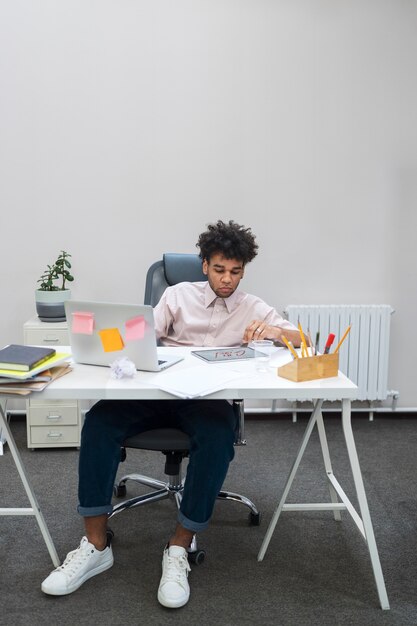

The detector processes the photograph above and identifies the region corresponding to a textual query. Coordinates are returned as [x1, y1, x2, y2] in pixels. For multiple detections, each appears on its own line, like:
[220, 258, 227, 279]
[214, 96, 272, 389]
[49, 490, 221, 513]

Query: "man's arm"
[243, 319, 302, 347]
[153, 289, 175, 341]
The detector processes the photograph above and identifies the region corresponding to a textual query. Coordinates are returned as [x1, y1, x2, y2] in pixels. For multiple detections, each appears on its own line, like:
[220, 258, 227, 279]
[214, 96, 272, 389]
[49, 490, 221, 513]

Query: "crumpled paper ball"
[110, 357, 137, 379]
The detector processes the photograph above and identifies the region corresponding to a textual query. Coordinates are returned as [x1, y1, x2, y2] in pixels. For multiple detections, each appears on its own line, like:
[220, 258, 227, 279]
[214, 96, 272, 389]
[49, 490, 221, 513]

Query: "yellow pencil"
[334, 325, 352, 353]
[298, 323, 309, 358]
[281, 335, 299, 359]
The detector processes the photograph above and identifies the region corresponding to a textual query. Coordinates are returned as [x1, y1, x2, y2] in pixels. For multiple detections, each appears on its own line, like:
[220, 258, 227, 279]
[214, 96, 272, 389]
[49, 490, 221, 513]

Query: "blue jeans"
[78, 399, 237, 532]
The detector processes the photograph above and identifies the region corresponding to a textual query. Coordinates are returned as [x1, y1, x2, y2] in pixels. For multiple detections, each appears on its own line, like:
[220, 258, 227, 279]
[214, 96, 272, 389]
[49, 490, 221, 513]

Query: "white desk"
[0, 347, 389, 609]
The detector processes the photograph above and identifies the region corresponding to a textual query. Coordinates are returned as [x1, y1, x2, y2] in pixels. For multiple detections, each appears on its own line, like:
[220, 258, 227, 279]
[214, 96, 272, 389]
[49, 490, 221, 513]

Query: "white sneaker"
[157, 545, 191, 608]
[41, 536, 114, 596]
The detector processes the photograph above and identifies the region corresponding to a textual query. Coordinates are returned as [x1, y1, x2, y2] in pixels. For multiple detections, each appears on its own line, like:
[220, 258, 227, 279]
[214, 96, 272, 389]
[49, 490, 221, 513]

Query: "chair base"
[110, 472, 261, 525]
[110, 472, 184, 518]
[217, 489, 261, 525]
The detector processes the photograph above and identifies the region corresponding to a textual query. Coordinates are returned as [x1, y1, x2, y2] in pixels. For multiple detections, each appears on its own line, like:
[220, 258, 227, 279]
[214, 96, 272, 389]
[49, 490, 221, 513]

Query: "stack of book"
[0, 344, 72, 396]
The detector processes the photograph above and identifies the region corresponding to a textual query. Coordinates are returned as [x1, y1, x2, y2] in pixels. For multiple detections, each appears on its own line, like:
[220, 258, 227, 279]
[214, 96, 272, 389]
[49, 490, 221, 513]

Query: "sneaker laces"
[162, 552, 191, 588]
[55, 537, 96, 579]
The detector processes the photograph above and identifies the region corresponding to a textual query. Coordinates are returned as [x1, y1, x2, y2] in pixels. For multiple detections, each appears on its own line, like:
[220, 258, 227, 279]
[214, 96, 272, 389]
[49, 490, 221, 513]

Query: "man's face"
[202, 253, 245, 298]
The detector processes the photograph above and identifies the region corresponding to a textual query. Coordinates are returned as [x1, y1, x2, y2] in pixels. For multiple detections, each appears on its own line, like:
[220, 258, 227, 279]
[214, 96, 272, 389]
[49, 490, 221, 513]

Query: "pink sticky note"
[72, 311, 94, 335]
[125, 315, 145, 341]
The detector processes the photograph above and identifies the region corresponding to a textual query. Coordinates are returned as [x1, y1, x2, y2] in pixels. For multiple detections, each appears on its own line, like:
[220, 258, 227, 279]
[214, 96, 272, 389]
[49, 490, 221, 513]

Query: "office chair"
[110, 253, 260, 562]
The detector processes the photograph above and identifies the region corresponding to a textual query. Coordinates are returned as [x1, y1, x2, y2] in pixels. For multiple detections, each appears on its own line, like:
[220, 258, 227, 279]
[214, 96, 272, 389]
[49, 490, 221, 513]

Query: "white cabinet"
[23, 317, 82, 449]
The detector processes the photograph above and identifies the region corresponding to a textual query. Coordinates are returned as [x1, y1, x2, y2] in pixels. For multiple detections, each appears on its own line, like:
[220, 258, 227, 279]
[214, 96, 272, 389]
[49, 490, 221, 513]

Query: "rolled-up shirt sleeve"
[263, 307, 297, 330]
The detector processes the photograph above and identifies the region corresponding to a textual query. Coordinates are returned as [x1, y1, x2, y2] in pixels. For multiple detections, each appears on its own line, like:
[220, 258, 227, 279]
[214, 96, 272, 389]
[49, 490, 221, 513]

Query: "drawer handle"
[47, 432, 63, 438]
[43, 338, 60, 343]
[47, 415, 62, 421]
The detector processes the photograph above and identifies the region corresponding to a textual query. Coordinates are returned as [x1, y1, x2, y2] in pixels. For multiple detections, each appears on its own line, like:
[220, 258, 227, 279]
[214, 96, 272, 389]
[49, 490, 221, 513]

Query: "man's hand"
[243, 320, 302, 347]
[243, 320, 284, 344]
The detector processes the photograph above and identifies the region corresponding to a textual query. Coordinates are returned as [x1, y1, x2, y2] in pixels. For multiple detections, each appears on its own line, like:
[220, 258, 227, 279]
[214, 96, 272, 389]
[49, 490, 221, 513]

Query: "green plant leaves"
[37, 251, 74, 291]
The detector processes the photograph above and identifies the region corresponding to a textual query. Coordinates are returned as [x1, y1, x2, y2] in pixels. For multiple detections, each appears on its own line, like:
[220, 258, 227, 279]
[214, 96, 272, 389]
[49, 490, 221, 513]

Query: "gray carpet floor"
[1, 414, 416, 626]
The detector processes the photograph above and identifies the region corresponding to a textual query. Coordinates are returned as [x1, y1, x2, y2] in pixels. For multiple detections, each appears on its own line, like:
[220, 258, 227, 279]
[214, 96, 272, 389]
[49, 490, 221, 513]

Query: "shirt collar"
[204, 282, 241, 313]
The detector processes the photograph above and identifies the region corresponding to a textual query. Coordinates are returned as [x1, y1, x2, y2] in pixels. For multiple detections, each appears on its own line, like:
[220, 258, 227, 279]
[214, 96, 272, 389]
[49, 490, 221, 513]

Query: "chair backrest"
[144, 253, 245, 445]
[144, 253, 207, 306]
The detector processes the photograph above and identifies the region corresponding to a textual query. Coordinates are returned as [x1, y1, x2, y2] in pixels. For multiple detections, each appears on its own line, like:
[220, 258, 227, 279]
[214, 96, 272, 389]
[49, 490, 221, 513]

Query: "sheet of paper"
[125, 315, 145, 341]
[98, 328, 125, 352]
[72, 311, 94, 335]
[150, 364, 243, 399]
[0, 365, 71, 395]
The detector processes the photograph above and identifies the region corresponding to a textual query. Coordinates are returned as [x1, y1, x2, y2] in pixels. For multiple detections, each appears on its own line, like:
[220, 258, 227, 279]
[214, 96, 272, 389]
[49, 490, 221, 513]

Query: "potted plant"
[35, 250, 74, 321]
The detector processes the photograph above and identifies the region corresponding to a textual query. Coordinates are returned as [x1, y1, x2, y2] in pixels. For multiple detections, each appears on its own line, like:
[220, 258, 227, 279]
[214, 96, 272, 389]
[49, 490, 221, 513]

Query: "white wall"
[1, 1, 416, 405]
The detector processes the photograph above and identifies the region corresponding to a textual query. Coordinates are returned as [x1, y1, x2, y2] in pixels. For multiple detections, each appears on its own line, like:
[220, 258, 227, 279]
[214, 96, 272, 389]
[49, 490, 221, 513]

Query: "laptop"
[64, 300, 183, 372]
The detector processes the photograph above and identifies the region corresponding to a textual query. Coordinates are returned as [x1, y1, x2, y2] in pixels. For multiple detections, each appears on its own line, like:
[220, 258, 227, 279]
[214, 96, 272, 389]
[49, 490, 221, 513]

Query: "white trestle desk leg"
[341, 398, 390, 610]
[316, 411, 342, 522]
[257, 399, 323, 561]
[0, 401, 60, 567]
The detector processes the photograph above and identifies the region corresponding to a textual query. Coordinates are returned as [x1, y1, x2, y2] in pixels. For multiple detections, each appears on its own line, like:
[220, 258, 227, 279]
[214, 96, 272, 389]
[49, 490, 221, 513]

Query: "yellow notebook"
[0, 352, 71, 380]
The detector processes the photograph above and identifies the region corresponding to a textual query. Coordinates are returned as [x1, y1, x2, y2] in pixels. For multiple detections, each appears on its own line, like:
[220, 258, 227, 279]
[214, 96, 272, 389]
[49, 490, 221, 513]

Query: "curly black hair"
[196, 220, 258, 264]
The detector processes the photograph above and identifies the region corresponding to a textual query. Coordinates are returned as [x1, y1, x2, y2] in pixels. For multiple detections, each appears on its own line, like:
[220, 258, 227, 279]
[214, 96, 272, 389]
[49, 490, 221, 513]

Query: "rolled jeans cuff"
[177, 509, 209, 533]
[78, 504, 113, 517]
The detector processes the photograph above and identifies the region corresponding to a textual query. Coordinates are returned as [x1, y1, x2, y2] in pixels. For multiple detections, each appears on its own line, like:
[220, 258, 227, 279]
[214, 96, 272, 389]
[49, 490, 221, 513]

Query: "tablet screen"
[191, 347, 256, 362]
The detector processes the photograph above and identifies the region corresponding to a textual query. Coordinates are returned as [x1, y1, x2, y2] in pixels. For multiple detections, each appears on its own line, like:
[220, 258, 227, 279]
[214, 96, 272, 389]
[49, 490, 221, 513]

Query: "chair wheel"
[114, 483, 127, 497]
[249, 511, 261, 526]
[188, 549, 205, 565]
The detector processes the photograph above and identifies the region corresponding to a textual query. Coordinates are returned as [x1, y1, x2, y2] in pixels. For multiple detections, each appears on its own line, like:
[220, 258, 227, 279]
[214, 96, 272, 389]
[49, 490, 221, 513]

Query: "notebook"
[65, 301, 183, 372]
[0, 344, 56, 371]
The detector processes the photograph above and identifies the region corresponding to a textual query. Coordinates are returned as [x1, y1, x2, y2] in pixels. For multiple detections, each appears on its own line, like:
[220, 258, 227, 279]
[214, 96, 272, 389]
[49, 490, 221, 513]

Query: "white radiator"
[285, 305, 394, 401]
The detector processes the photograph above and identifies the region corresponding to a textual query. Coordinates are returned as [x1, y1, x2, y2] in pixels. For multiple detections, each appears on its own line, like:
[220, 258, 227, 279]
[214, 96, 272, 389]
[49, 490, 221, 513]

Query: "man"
[41, 220, 301, 608]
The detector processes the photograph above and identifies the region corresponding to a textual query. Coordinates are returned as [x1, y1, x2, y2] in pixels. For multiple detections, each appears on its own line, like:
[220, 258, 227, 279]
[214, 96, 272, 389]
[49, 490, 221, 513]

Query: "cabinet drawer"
[28, 397, 77, 408]
[24, 328, 69, 346]
[28, 405, 79, 426]
[30, 425, 80, 446]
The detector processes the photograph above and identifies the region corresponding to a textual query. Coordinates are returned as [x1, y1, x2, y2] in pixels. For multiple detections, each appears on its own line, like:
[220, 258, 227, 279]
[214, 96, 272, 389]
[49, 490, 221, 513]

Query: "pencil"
[281, 335, 299, 359]
[315, 331, 320, 355]
[298, 323, 309, 358]
[307, 328, 314, 356]
[334, 325, 352, 353]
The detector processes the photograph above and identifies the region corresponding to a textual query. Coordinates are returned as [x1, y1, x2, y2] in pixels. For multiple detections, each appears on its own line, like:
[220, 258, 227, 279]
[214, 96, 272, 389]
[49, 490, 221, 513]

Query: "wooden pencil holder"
[277, 352, 339, 383]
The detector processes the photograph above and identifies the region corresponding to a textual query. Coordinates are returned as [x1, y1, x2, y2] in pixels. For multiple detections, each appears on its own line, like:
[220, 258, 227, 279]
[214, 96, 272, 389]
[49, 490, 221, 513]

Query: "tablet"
[191, 347, 256, 363]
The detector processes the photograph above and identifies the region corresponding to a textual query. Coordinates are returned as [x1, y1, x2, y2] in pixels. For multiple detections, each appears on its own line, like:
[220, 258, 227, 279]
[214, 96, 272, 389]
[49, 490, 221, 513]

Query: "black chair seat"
[124, 428, 190, 452]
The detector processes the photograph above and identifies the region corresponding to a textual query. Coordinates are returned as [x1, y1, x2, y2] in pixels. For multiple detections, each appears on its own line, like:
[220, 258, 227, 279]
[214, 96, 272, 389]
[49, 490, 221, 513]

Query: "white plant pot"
[35, 289, 71, 322]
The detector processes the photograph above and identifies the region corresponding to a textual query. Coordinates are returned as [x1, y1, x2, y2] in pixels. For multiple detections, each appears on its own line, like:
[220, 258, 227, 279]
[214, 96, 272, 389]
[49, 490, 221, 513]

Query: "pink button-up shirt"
[153, 281, 296, 347]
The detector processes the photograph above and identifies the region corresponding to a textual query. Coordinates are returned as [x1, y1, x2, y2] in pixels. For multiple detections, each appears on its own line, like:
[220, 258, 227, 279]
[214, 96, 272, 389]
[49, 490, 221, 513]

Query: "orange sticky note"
[72, 311, 94, 335]
[98, 328, 125, 352]
[125, 315, 145, 341]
